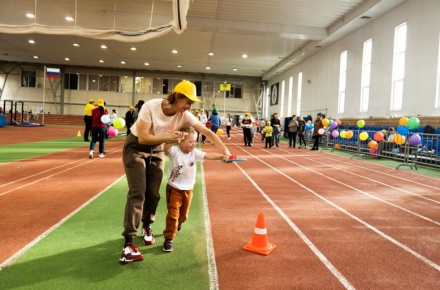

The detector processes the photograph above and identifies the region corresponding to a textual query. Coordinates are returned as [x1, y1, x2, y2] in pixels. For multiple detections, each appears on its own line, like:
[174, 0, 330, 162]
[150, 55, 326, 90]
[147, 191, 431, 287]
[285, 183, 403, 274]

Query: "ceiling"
[0, 0, 407, 80]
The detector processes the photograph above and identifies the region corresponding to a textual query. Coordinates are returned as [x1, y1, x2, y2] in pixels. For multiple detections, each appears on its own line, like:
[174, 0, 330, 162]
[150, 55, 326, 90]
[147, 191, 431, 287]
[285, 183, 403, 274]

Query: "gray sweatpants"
[122, 134, 165, 237]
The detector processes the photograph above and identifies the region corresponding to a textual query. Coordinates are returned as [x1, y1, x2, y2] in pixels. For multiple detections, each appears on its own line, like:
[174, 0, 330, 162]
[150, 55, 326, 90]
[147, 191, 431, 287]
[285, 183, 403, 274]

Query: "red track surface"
[1, 126, 440, 289]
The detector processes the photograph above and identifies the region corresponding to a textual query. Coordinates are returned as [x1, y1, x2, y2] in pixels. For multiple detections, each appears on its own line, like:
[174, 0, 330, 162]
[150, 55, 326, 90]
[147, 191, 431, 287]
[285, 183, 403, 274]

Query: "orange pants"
[163, 184, 193, 240]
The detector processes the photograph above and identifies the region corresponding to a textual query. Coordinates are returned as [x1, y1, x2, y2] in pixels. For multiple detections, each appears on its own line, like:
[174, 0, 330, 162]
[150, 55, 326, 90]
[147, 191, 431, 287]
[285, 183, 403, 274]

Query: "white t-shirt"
[130, 99, 198, 137]
[167, 146, 206, 190]
[199, 113, 207, 124]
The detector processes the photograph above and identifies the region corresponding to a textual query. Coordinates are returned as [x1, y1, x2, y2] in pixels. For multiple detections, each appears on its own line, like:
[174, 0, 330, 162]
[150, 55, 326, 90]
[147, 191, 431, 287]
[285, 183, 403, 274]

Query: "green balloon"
[113, 117, 126, 129]
[407, 117, 420, 130]
[357, 120, 365, 128]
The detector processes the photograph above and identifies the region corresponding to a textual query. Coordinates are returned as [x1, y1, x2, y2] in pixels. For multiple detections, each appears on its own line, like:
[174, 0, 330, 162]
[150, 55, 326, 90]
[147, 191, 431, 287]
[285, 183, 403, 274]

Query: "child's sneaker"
[99, 153, 105, 158]
[163, 239, 173, 252]
[119, 242, 144, 264]
[142, 226, 155, 245]
[89, 150, 94, 159]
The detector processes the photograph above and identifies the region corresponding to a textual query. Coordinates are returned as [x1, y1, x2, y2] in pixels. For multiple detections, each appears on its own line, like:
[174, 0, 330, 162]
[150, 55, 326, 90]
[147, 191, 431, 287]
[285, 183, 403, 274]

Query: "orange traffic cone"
[243, 211, 276, 255]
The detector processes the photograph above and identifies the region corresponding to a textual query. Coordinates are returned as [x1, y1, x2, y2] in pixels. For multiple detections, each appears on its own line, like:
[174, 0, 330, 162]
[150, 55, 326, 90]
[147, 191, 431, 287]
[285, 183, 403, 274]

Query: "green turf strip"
[0, 164, 212, 289]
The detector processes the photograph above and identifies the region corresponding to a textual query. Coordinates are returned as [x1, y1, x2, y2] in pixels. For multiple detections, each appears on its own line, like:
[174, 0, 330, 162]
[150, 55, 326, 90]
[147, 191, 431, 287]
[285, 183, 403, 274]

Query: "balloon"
[318, 128, 325, 135]
[394, 134, 406, 145]
[336, 119, 342, 126]
[216, 129, 223, 135]
[409, 134, 422, 146]
[407, 117, 420, 130]
[346, 130, 354, 139]
[108, 126, 118, 137]
[331, 130, 339, 138]
[399, 117, 408, 126]
[396, 125, 409, 136]
[368, 140, 378, 149]
[330, 121, 338, 129]
[373, 132, 384, 142]
[322, 118, 329, 127]
[327, 119, 333, 127]
[101, 115, 110, 124]
[113, 117, 126, 129]
[357, 120, 365, 128]
[359, 131, 369, 141]
[340, 130, 346, 139]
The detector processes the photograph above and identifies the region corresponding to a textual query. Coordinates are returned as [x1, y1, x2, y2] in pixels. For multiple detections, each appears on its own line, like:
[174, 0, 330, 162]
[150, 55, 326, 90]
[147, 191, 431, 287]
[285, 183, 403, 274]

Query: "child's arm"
[164, 143, 174, 156]
[204, 152, 229, 161]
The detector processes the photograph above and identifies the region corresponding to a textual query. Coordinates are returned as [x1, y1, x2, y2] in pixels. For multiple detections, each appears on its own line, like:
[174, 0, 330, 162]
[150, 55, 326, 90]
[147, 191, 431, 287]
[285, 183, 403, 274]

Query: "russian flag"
[46, 68, 60, 79]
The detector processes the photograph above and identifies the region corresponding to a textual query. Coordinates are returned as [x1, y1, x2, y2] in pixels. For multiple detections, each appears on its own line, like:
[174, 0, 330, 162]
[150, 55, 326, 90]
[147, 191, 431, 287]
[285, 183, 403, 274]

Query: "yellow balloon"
[340, 130, 346, 138]
[399, 117, 408, 126]
[322, 118, 329, 127]
[359, 131, 369, 141]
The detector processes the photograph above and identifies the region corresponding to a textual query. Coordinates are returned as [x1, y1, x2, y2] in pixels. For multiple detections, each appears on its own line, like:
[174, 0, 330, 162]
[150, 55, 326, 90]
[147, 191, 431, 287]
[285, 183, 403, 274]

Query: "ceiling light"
[232, 68, 237, 71]
[65, 58, 70, 61]
[33, 55, 38, 59]
[206, 66, 211, 70]
[121, 61, 126, 64]
[131, 47, 136, 51]
[26, 13, 35, 18]
[172, 50, 178, 54]
[208, 52, 214, 56]
[144, 62, 149, 66]
[242, 54, 248, 58]
[28, 39, 35, 44]
[65, 16, 74, 22]
[177, 65, 182, 68]
[99, 60, 104, 63]
[101, 44, 107, 49]
[73, 43, 80, 47]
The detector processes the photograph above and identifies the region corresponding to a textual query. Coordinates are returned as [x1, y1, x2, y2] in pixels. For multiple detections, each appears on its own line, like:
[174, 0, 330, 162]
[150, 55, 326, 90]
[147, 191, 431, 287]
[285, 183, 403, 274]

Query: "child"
[162, 125, 229, 252]
[262, 120, 273, 148]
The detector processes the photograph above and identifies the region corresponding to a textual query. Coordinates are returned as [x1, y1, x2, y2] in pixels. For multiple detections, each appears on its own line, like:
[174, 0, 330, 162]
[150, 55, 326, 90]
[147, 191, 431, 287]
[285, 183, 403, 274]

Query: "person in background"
[109, 109, 117, 124]
[193, 110, 201, 142]
[262, 120, 273, 148]
[133, 100, 144, 123]
[83, 98, 95, 142]
[119, 80, 232, 264]
[162, 125, 228, 252]
[89, 98, 108, 158]
[288, 114, 298, 148]
[125, 105, 135, 136]
[241, 113, 253, 147]
[311, 112, 324, 151]
[199, 109, 208, 144]
[297, 115, 307, 149]
[270, 113, 282, 147]
[225, 113, 234, 140]
[208, 108, 221, 135]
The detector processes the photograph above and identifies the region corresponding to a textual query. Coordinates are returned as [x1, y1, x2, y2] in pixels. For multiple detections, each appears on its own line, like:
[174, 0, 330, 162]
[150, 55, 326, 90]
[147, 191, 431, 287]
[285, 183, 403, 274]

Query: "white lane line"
[200, 163, 219, 290]
[0, 148, 120, 197]
[0, 175, 126, 270]
[238, 153, 440, 273]
[267, 150, 440, 226]
[232, 162, 355, 290]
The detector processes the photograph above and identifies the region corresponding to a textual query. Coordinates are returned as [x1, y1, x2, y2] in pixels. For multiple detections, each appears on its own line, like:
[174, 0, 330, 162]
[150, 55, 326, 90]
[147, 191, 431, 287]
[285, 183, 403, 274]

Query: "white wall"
[266, 0, 440, 121]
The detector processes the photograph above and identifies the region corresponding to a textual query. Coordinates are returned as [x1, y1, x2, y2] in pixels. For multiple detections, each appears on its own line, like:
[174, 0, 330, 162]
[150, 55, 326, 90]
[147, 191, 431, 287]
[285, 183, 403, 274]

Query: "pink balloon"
[108, 126, 118, 137]
[331, 130, 339, 138]
[318, 128, 325, 135]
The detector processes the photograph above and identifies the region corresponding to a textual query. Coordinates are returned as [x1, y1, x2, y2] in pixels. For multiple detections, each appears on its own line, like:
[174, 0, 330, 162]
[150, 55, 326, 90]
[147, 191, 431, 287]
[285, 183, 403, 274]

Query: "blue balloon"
[397, 125, 409, 136]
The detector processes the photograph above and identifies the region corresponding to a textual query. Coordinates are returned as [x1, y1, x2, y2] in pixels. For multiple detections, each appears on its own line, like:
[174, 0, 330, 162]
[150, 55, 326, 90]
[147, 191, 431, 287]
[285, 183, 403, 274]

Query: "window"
[280, 80, 285, 118]
[297, 72, 302, 116]
[64, 73, 78, 90]
[390, 22, 407, 111]
[435, 35, 440, 108]
[287, 76, 293, 117]
[226, 82, 242, 98]
[21, 70, 37, 88]
[338, 51, 348, 114]
[360, 39, 372, 113]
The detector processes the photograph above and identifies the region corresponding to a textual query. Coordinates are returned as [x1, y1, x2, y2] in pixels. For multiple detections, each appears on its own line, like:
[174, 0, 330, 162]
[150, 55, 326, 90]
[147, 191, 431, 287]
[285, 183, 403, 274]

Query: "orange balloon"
[399, 117, 408, 126]
[322, 118, 329, 127]
[394, 134, 406, 145]
[346, 130, 354, 139]
[368, 140, 378, 149]
[336, 119, 342, 126]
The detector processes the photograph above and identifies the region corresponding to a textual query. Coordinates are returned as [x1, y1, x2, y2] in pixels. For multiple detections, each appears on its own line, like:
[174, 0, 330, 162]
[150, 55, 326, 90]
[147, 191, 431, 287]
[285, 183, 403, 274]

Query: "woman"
[311, 112, 324, 150]
[119, 80, 231, 264]
[225, 113, 233, 140]
[89, 98, 107, 158]
[288, 114, 298, 148]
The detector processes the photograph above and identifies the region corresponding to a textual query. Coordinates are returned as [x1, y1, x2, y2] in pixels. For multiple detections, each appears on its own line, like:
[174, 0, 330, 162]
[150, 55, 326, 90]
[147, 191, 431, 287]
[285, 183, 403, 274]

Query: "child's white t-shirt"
[167, 146, 206, 190]
[130, 99, 198, 137]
